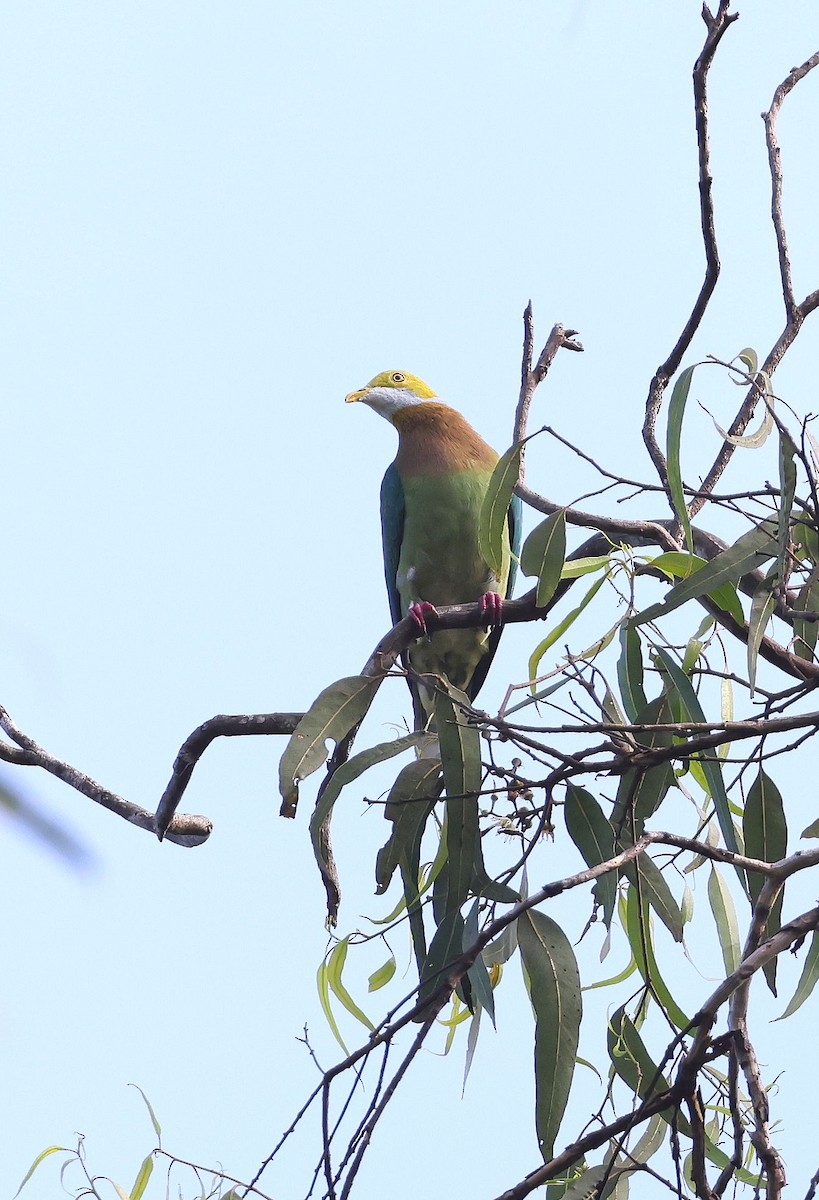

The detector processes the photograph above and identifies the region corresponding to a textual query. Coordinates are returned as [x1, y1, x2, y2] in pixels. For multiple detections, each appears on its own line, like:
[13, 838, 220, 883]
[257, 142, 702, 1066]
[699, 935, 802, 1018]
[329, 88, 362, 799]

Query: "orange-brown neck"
[392, 402, 498, 475]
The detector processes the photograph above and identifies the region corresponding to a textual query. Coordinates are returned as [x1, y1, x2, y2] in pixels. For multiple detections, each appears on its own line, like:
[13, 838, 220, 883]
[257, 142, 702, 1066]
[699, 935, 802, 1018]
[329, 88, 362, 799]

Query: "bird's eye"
[392, 372, 405, 383]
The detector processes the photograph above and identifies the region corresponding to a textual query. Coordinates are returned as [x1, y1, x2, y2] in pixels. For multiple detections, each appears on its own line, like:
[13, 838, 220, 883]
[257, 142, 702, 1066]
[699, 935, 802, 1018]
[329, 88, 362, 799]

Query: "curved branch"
[641, 1, 739, 496]
[0, 705, 212, 847]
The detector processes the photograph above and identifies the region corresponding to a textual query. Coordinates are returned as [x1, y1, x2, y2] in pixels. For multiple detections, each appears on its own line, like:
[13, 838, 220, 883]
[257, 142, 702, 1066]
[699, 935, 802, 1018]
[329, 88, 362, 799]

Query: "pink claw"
[480, 592, 504, 627]
[408, 600, 439, 635]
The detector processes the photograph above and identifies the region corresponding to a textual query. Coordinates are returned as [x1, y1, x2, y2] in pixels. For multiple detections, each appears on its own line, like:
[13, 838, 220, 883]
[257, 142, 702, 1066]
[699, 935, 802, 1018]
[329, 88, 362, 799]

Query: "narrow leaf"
[518, 909, 582, 1162]
[666, 364, 696, 552]
[311, 732, 424, 896]
[13, 1147, 69, 1199]
[707, 866, 741, 976]
[327, 938, 375, 1032]
[435, 683, 481, 915]
[278, 675, 380, 814]
[130, 1156, 154, 1200]
[747, 577, 776, 695]
[631, 521, 778, 627]
[617, 624, 646, 723]
[479, 442, 522, 575]
[529, 572, 608, 682]
[654, 649, 738, 855]
[775, 928, 819, 1020]
[623, 887, 689, 1028]
[521, 510, 567, 607]
[743, 767, 787, 994]
[564, 784, 616, 928]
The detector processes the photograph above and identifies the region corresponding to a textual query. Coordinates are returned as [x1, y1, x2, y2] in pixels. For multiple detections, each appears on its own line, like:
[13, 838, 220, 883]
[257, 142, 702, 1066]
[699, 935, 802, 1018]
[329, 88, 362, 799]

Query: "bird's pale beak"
[345, 388, 367, 404]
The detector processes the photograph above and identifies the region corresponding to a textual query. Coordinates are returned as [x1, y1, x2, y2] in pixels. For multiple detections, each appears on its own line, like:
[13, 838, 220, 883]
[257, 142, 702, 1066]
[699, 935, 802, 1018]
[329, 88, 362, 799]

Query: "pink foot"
[408, 600, 439, 635]
[480, 592, 504, 627]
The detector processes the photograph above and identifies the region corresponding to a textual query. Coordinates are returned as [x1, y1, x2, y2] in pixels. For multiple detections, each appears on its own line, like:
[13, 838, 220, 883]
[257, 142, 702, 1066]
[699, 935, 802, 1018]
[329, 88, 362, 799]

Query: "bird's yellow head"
[345, 370, 438, 420]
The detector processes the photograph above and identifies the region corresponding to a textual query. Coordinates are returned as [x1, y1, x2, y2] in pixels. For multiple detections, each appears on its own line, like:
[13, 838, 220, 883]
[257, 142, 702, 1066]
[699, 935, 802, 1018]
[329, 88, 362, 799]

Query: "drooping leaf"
[617, 624, 646, 723]
[666, 364, 696, 553]
[654, 648, 738, 855]
[792, 564, 819, 661]
[368, 953, 397, 992]
[479, 442, 523, 575]
[775, 928, 819, 1020]
[278, 675, 381, 815]
[327, 938, 375, 1032]
[311, 732, 425, 890]
[374, 756, 442, 894]
[529, 572, 608, 682]
[610, 693, 676, 834]
[521, 510, 567, 607]
[518, 908, 582, 1162]
[622, 851, 684, 944]
[623, 887, 688, 1028]
[418, 908, 468, 1011]
[747, 574, 776, 695]
[607, 1005, 672, 1108]
[435, 683, 481, 915]
[317, 956, 349, 1054]
[777, 428, 797, 577]
[707, 866, 741, 976]
[743, 767, 787, 994]
[631, 520, 779, 628]
[463, 900, 495, 1025]
[564, 784, 617, 928]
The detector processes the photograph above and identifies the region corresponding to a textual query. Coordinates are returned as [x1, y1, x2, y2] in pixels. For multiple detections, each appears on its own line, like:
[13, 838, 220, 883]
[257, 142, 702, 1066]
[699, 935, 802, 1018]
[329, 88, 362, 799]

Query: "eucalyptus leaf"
[519, 908, 582, 1162]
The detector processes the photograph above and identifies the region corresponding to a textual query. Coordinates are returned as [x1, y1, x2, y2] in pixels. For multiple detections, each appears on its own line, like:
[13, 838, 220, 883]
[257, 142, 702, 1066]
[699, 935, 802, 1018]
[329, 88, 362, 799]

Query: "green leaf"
[560, 554, 612, 578]
[128, 1083, 162, 1142]
[666, 364, 696, 553]
[13, 1146, 69, 1198]
[310, 731, 423, 892]
[464, 900, 495, 1024]
[793, 566, 819, 660]
[278, 675, 380, 814]
[610, 693, 676, 832]
[775, 928, 819, 1020]
[747, 575, 776, 695]
[654, 648, 738, 855]
[631, 520, 779, 628]
[707, 866, 741, 976]
[435, 683, 481, 915]
[317, 956, 349, 1054]
[801, 817, 819, 839]
[623, 851, 684, 944]
[518, 908, 582, 1162]
[777, 428, 797, 577]
[529, 571, 608, 682]
[564, 785, 616, 928]
[623, 887, 689, 1028]
[368, 953, 397, 992]
[130, 1155, 154, 1200]
[617, 624, 646, 723]
[521, 510, 567, 607]
[648, 552, 744, 624]
[418, 908, 467, 1010]
[375, 757, 441, 894]
[607, 1005, 672, 1108]
[479, 442, 522, 575]
[743, 767, 787, 994]
[327, 937, 375, 1032]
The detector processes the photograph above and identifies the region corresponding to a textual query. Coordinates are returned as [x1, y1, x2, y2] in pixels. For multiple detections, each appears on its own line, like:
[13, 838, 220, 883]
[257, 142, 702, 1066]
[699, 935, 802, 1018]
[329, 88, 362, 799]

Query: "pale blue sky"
[2, 3, 819, 1197]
